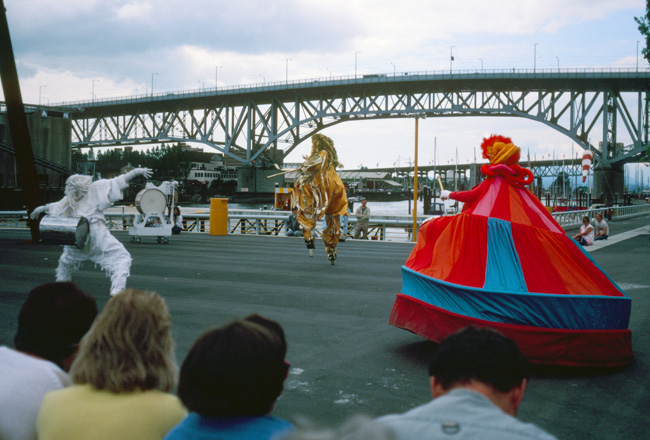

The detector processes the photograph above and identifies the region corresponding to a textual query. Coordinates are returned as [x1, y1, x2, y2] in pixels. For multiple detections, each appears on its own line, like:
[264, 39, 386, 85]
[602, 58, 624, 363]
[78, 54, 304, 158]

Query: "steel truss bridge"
[55, 68, 650, 168]
[375, 158, 586, 180]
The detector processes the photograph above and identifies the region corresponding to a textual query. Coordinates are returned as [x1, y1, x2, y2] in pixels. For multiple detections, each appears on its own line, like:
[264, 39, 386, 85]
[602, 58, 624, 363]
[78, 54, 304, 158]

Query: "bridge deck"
[0, 213, 649, 440]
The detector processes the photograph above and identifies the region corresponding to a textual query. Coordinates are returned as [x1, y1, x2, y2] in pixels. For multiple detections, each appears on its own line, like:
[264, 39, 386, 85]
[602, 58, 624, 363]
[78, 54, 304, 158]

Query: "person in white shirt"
[594, 213, 609, 241]
[0, 282, 96, 440]
[572, 216, 594, 246]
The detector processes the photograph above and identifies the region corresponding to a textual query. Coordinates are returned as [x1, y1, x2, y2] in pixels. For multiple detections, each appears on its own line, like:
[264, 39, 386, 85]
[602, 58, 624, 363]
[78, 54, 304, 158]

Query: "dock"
[0, 213, 649, 440]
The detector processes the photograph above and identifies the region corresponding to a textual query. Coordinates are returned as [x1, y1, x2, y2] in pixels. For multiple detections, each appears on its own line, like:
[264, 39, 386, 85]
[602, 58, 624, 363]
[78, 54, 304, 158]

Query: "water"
[214, 199, 453, 216]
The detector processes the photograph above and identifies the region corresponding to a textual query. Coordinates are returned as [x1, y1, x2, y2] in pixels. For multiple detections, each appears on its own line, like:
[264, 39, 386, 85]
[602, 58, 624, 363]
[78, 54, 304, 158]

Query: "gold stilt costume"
[292, 134, 348, 263]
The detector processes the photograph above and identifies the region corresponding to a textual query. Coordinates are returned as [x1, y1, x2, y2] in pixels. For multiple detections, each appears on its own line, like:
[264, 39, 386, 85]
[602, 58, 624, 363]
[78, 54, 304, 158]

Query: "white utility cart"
[129, 181, 178, 244]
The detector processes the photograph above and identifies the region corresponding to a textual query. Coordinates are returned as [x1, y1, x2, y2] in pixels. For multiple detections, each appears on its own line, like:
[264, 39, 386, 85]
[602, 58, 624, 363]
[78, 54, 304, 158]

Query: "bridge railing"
[2, 204, 649, 241]
[51, 67, 650, 108]
[549, 204, 650, 229]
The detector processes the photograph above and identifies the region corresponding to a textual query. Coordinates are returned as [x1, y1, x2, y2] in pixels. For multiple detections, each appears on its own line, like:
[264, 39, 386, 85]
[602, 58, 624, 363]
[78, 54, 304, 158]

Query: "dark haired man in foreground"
[165, 314, 293, 440]
[377, 327, 557, 440]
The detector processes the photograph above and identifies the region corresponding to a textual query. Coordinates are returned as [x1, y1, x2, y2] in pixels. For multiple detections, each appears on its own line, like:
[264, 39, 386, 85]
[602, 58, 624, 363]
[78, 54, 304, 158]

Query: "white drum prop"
[39, 215, 90, 249]
[135, 188, 167, 215]
[129, 183, 176, 244]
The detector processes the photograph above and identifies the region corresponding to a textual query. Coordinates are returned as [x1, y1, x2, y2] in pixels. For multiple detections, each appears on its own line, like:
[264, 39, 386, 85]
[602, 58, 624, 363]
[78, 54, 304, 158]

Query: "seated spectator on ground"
[172, 206, 183, 235]
[36, 289, 186, 440]
[376, 326, 557, 440]
[572, 216, 594, 246]
[281, 415, 395, 440]
[286, 207, 303, 237]
[594, 213, 609, 241]
[164, 314, 293, 440]
[0, 282, 97, 440]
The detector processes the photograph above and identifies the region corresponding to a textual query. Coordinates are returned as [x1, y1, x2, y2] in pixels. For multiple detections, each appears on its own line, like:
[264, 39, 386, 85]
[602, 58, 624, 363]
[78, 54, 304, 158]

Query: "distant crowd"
[0, 283, 558, 440]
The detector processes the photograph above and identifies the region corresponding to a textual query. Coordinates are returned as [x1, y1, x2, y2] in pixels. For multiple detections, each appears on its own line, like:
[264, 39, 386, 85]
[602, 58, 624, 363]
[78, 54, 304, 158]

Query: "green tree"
[153, 144, 192, 181]
[635, 2, 650, 64]
[81, 143, 192, 180]
[71, 149, 89, 169]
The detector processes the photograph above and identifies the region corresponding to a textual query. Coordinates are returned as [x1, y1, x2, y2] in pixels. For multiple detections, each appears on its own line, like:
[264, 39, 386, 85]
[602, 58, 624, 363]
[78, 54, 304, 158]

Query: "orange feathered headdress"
[480, 135, 533, 186]
[481, 135, 520, 166]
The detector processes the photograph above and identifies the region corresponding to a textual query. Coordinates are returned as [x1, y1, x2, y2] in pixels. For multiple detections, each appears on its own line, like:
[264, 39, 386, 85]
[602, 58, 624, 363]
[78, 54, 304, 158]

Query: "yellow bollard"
[209, 198, 228, 235]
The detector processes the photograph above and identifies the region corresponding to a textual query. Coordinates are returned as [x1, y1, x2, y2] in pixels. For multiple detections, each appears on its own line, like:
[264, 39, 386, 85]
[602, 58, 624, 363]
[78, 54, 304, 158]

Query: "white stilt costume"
[31, 168, 152, 295]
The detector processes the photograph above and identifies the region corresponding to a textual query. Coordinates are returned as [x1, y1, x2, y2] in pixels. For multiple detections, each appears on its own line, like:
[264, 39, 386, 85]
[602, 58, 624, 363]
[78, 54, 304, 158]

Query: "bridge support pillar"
[592, 165, 624, 205]
[468, 163, 480, 188]
[237, 166, 283, 194]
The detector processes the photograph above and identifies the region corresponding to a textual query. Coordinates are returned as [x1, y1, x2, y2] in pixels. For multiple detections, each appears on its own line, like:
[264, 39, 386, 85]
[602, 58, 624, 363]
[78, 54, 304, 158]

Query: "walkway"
[0, 213, 648, 440]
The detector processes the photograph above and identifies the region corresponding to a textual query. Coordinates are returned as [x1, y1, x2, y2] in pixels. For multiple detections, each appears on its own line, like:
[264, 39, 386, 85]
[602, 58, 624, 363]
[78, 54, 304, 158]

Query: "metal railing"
[2, 204, 649, 242]
[47, 67, 650, 109]
[158, 210, 422, 242]
[550, 204, 650, 229]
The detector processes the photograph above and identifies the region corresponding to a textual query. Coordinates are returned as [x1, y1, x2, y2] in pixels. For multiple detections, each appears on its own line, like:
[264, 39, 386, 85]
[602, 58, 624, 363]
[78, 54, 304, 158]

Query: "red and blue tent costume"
[389, 136, 632, 367]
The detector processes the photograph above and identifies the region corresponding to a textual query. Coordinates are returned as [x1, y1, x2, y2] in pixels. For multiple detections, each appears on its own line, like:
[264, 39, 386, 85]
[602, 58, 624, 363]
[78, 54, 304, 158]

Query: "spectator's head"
[174, 206, 181, 216]
[595, 213, 603, 222]
[70, 288, 177, 393]
[14, 282, 97, 371]
[292, 207, 298, 214]
[428, 326, 528, 416]
[582, 216, 590, 225]
[178, 314, 288, 418]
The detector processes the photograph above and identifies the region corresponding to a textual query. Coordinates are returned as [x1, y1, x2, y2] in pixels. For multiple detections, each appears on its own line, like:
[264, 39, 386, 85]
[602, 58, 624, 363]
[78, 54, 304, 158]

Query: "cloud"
[114, 1, 154, 20]
[2, 0, 646, 170]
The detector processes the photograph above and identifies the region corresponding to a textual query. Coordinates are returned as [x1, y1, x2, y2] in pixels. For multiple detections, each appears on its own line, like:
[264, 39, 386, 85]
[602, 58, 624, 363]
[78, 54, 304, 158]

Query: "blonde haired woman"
[37, 289, 186, 440]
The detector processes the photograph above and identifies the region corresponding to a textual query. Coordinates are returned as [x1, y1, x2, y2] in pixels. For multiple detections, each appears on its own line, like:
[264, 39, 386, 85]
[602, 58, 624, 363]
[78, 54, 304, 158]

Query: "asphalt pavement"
[0, 213, 648, 439]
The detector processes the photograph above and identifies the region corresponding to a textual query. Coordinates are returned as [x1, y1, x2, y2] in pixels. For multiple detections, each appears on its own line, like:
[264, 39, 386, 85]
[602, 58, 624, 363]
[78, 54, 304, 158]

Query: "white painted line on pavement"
[616, 282, 650, 291]
[584, 226, 650, 253]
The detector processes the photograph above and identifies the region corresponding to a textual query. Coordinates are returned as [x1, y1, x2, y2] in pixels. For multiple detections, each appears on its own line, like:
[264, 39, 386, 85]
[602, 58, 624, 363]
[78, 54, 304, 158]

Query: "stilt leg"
[305, 237, 315, 257]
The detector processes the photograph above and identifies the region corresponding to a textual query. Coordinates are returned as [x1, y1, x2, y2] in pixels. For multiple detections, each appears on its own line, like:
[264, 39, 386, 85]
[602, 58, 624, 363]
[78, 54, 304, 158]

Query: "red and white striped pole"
[582, 150, 594, 183]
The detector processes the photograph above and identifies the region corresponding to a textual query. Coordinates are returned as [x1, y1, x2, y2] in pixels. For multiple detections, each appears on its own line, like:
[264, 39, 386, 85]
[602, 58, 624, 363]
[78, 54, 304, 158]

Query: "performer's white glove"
[440, 190, 451, 200]
[124, 167, 153, 181]
[30, 205, 47, 220]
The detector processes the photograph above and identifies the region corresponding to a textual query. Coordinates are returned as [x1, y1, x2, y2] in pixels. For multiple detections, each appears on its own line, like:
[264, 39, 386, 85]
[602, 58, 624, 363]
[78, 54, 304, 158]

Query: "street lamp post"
[286, 58, 291, 83]
[556, 56, 559, 71]
[326, 68, 332, 78]
[479, 58, 483, 72]
[450, 46, 455, 73]
[355, 51, 361, 78]
[39, 85, 46, 105]
[151, 73, 158, 97]
[390, 62, 396, 76]
[534, 43, 538, 72]
[637, 41, 640, 71]
[91, 79, 99, 101]
[215, 65, 222, 88]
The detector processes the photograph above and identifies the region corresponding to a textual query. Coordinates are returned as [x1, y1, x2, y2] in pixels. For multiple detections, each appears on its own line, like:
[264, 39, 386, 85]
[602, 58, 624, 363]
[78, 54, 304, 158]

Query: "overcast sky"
[2, 0, 648, 185]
